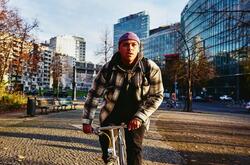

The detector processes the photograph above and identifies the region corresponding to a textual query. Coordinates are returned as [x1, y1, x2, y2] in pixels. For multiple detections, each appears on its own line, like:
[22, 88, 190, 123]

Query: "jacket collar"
[110, 52, 144, 73]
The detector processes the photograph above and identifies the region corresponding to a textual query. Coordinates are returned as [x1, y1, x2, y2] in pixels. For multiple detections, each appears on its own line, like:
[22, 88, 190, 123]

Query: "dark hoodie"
[102, 52, 143, 126]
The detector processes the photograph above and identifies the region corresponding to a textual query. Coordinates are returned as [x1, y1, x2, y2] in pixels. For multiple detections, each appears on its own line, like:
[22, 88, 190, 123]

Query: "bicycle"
[164, 98, 177, 110]
[93, 123, 127, 165]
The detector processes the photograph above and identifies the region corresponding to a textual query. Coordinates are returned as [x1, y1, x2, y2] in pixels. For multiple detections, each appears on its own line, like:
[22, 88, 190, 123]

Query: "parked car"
[204, 95, 213, 102]
[193, 96, 204, 102]
[219, 95, 233, 101]
[59, 91, 68, 98]
[25, 89, 38, 96]
[245, 101, 250, 111]
[43, 90, 54, 97]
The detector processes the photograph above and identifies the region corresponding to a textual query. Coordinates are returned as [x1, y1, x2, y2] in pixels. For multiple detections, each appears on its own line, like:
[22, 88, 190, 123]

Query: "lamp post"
[72, 65, 77, 101]
[236, 54, 240, 101]
[174, 75, 178, 99]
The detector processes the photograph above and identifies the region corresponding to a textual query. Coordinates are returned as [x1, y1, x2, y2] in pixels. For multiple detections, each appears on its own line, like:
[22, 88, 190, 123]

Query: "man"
[82, 32, 163, 165]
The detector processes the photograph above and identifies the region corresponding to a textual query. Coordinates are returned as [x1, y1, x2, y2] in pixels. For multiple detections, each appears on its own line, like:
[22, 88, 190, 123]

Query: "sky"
[8, 0, 189, 64]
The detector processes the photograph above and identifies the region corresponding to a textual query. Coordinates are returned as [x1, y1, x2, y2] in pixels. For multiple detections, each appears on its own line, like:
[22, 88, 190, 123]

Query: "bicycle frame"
[94, 124, 127, 165]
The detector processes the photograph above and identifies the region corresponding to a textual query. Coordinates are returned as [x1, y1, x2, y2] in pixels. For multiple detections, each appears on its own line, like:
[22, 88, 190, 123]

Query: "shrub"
[0, 82, 27, 112]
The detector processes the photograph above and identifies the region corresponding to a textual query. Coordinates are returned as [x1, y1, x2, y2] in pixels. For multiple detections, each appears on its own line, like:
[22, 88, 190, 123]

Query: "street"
[192, 102, 249, 114]
[161, 100, 250, 115]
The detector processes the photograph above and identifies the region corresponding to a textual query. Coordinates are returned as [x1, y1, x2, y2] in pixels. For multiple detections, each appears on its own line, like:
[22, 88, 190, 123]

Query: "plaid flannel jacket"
[82, 53, 164, 129]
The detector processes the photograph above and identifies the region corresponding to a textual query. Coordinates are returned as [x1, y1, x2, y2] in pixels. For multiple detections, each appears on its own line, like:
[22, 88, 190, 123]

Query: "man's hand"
[82, 124, 93, 134]
[128, 118, 142, 131]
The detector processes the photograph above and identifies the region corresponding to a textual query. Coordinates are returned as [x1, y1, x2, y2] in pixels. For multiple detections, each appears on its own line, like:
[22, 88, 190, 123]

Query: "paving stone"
[0, 110, 184, 165]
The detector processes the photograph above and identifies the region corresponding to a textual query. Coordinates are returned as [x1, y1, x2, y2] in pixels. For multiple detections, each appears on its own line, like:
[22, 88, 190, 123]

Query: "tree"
[0, 0, 21, 83]
[191, 36, 215, 90]
[9, 20, 39, 91]
[168, 27, 215, 112]
[163, 55, 184, 91]
[95, 28, 113, 63]
[0, 0, 39, 91]
[0, 34, 13, 83]
[26, 42, 41, 91]
[50, 53, 62, 98]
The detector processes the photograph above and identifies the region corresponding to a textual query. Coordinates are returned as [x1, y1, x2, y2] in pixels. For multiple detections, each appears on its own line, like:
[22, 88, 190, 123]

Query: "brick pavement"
[0, 110, 184, 165]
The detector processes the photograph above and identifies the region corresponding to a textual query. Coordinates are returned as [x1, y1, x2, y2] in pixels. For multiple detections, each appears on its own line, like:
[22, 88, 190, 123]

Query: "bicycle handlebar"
[93, 124, 127, 135]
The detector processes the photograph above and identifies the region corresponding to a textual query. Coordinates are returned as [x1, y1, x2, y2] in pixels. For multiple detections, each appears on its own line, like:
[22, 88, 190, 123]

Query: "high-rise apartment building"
[37, 43, 52, 89]
[113, 11, 150, 52]
[5, 37, 35, 92]
[22, 42, 53, 92]
[60, 55, 75, 89]
[48, 52, 102, 90]
[143, 23, 180, 68]
[75, 62, 102, 91]
[181, 0, 250, 100]
[50, 35, 86, 62]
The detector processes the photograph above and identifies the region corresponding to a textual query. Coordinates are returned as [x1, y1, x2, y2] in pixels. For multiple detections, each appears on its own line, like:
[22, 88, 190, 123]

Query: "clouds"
[8, 0, 189, 63]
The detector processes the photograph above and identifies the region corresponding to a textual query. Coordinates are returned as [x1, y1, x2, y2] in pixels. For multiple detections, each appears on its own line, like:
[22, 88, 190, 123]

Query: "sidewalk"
[1, 108, 249, 164]
[154, 109, 250, 165]
[0, 109, 185, 165]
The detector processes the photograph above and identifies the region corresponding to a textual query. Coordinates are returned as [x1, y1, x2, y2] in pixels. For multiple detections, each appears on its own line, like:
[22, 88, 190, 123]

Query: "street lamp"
[72, 65, 77, 101]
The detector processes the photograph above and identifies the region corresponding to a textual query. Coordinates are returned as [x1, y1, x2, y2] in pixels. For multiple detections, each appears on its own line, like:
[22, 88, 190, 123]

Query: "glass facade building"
[143, 23, 180, 68]
[113, 11, 150, 52]
[181, 0, 250, 100]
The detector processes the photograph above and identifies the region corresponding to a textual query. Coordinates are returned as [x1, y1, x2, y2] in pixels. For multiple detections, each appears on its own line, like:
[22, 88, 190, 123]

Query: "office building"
[143, 23, 180, 68]
[181, 0, 250, 100]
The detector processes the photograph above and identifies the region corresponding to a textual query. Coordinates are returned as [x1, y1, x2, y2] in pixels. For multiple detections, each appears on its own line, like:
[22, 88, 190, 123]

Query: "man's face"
[119, 40, 140, 65]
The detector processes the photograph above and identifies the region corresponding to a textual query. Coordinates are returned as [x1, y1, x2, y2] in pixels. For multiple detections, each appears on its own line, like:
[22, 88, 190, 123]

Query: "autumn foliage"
[0, 0, 39, 91]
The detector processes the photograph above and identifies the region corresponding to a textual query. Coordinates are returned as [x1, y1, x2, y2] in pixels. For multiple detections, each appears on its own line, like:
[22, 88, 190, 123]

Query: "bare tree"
[167, 25, 215, 112]
[95, 28, 113, 63]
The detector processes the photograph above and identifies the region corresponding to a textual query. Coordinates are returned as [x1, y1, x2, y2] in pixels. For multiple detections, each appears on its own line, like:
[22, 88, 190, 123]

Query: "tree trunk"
[186, 78, 193, 112]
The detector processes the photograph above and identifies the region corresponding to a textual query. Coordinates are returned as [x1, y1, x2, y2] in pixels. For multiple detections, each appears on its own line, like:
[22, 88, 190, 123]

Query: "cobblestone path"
[0, 110, 184, 165]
